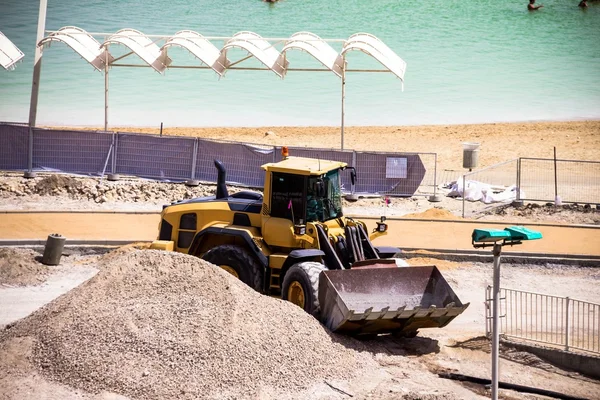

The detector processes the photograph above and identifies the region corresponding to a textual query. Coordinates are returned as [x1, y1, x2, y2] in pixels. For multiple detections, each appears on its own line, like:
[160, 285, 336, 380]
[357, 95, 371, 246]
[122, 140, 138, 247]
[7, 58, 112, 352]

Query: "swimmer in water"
[528, 0, 544, 10]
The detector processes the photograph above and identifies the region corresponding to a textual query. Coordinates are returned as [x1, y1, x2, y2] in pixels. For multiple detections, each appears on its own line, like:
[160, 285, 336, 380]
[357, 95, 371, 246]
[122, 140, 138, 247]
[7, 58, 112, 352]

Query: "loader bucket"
[318, 265, 469, 337]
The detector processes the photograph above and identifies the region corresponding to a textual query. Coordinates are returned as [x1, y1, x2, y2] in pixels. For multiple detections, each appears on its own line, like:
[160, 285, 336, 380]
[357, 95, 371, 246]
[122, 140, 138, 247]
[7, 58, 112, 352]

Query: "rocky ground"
[0, 246, 598, 400]
[0, 171, 599, 400]
[1, 171, 598, 225]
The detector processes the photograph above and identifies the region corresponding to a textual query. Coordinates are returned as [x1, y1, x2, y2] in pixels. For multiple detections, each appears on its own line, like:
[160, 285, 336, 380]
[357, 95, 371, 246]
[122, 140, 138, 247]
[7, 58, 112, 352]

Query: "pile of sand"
[401, 208, 458, 220]
[0, 248, 48, 286]
[0, 249, 369, 399]
[34, 175, 84, 196]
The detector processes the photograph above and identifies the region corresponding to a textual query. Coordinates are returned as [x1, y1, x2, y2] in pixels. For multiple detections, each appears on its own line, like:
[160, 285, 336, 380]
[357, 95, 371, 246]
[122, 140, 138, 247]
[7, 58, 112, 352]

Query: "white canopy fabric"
[282, 32, 344, 77]
[162, 30, 229, 76]
[102, 29, 171, 73]
[342, 33, 407, 84]
[222, 31, 288, 78]
[36, 27, 407, 82]
[38, 26, 112, 71]
[0, 31, 25, 71]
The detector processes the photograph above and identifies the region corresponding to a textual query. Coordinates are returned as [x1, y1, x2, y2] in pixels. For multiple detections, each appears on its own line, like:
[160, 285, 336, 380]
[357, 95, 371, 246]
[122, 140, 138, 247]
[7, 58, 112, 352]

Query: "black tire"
[281, 261, 327, 317]
[202, 244, 263, 292]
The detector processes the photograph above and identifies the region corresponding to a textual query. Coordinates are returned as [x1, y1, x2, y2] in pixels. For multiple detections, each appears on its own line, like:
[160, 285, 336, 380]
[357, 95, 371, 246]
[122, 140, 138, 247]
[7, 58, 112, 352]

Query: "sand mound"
[0, 248, 48, 286]
[402, 208, 457, 220]
[0, 250, 367, 399]
[34, 175, 83, 196]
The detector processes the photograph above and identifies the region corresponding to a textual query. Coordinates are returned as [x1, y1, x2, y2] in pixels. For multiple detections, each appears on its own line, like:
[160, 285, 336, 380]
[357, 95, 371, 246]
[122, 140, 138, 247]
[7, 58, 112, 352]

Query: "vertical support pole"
[190, 138, 198, 180]
[553, 147, 559, 205]
[433, 153, 438, 198]
[462, 174, 466, 218]
[112, 133, 118, 174]
[25, 0, 48, 178]
[516, 158, 520, 201]
[565, 296, 570, 351]
[351, 150, 356, 195]
[340, 57, 346, 151]
[491, 243, 502, 400]
[104, 63, 109, 132]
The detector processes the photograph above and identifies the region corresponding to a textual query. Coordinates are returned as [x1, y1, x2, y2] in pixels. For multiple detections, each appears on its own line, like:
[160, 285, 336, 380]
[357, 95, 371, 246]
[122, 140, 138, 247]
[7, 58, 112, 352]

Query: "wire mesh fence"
[485, 286, 600, 355]
[518, 158, 600, 205]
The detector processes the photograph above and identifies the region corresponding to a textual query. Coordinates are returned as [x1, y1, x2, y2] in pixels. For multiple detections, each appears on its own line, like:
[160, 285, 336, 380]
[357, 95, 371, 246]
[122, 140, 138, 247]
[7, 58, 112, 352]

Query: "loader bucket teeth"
[318, 265, 469, 337]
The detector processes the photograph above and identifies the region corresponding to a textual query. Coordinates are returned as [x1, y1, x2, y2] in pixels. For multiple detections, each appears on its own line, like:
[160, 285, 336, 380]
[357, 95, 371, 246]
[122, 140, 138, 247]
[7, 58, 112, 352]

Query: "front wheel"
[281, 262, 327, 317]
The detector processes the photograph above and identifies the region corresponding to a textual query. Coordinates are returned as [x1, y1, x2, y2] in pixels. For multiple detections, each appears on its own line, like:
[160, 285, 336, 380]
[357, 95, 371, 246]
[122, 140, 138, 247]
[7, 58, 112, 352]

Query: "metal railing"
[485, 286, 600, 355]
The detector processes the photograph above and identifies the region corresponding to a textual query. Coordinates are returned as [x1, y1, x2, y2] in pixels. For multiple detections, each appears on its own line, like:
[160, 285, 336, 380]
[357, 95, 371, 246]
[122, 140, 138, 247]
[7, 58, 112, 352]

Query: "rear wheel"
[282, 262, 327, 317]
[202, 245, 263, 292]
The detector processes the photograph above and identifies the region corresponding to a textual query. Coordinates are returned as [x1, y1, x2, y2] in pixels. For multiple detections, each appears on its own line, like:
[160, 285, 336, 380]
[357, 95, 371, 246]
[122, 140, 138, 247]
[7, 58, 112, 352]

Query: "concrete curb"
[1, 240, 599, 265]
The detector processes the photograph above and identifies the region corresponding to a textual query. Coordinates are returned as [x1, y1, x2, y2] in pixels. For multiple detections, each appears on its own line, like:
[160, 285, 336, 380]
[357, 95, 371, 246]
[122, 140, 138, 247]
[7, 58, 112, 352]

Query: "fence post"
[190, 138, 198, 180]
[351, 151, 357, 195]
[565, 296, 570, 351]
[113, 133, 118, 174]
[462, 174, 466, 218]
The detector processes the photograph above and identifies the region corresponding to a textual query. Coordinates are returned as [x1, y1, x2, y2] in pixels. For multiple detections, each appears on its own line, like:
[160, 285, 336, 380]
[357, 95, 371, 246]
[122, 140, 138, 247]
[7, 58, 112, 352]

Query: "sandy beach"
[61, 121, 600, 171]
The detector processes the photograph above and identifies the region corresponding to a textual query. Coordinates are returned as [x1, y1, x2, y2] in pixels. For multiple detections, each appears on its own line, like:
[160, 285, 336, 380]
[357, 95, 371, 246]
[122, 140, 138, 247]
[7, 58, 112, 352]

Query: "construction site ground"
[1, 174, 599, 400]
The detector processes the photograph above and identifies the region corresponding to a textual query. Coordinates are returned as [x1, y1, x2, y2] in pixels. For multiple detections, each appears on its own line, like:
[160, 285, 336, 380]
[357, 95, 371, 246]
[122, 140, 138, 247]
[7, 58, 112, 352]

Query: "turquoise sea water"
[0, 0, 599, 128]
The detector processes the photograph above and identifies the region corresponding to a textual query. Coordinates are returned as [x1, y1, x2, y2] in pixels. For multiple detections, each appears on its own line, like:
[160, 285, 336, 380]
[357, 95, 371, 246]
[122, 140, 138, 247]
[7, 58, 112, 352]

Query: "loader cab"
[261, 155, 348, 248]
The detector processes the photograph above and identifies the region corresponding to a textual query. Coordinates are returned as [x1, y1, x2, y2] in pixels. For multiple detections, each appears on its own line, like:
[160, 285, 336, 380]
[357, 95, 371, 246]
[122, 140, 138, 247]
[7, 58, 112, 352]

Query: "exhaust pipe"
[214, 159, 228, 199]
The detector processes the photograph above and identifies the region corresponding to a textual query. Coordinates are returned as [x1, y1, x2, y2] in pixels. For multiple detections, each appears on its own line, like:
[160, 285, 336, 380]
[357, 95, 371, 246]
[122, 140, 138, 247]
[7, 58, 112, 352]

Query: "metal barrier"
[0, 123, 28, 170]
[518, 158, 600, 205]
[485, 286, 600, 355]
[0, 123, 436, 197]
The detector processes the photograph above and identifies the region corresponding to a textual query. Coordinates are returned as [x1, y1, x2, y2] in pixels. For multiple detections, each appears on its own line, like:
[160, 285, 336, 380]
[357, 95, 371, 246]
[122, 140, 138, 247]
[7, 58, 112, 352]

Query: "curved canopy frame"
[222, 31, 288, 78]
[32, 26, 407, 148]
[162, 30, 229, 76]
[102, 29, 171, 74]
[0, 31, 25, 71]
[342, 33, 407, 85]
[281, 32, 344, 77]
[38, 26, 112, 71]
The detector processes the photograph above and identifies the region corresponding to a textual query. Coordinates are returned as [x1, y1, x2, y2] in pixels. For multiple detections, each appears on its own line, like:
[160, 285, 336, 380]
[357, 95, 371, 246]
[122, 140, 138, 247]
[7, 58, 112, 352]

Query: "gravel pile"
[0, 174, 220, 205]
[0, 248, 48, 286]
[0, 249, 368, 399]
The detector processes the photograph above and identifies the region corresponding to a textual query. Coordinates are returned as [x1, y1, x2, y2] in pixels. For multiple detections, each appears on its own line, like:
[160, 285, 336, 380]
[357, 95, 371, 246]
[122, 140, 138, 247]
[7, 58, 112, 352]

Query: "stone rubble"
[0, 249, 372, 400]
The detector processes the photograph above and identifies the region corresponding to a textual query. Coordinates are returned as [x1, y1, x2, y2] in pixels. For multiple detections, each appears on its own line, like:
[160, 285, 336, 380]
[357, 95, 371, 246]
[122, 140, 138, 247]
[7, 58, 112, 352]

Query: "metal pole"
[565, 296, 570, 351]
[25, 0, 48, 178]
[553, 147, 559, 203]
[491, 243, 502, 400]
[462, 174, 466, 218]
[104, 62, 108, 131]
[341, 57, 346, 151]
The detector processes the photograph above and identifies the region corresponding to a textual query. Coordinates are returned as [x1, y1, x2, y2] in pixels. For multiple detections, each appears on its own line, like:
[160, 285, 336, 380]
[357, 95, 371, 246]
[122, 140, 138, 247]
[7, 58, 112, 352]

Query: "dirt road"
[2, 211, 599, 257]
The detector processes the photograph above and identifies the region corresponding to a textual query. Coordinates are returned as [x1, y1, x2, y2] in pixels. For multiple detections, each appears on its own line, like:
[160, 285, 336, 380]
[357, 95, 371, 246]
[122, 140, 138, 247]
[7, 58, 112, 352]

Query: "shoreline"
[42, 120, 600, 171]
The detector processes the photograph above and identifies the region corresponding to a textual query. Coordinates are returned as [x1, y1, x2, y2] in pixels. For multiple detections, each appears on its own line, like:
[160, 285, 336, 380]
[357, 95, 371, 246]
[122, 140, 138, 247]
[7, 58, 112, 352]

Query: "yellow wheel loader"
[151, 150, 468, 337]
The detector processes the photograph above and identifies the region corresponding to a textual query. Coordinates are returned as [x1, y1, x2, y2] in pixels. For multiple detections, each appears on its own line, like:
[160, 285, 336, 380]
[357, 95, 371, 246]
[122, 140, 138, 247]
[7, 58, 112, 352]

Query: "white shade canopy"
[222, 31, 288, 78]
[0, 31, 25, 71]
[282, 32, 344, 77]
[341, 33, 407, 83]
[102, 29, 171, 73]
[36, 27, 407, 83]
[38, 26, 112, 71]
[162, 30, 229, 76]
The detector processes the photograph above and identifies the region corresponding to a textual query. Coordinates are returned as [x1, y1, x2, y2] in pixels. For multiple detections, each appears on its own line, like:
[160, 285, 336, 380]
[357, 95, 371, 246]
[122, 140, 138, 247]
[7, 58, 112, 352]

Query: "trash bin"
[42, 233, 66, 265]
[462, 142, 480, 170]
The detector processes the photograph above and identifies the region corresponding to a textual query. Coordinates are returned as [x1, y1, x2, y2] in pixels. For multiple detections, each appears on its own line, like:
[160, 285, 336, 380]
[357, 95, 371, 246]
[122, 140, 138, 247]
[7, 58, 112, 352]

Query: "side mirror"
[350, 169, 356, 185]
